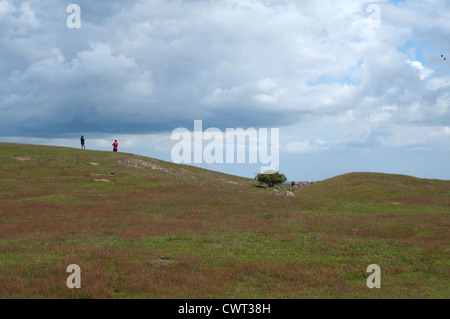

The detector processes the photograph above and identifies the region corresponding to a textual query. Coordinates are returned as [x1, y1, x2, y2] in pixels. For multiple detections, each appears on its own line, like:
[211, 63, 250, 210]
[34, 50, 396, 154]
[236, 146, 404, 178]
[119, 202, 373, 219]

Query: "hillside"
[297, 172, 450, 203]
[0, 142, 449, 299]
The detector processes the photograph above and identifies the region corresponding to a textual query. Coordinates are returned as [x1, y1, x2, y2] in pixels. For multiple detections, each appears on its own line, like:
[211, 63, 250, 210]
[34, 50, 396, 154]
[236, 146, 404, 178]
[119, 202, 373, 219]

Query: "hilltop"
[0, 142, 449, 298]
[294, 172, 450, 203]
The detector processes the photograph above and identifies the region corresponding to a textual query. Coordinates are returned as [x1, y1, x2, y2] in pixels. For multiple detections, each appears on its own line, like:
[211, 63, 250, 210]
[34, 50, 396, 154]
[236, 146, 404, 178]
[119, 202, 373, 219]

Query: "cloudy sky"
[1, 0, 449, 181]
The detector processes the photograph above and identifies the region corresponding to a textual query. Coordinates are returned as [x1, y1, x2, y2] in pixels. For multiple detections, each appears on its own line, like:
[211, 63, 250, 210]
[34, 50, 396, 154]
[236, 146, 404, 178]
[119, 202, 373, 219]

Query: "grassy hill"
[300, 172, 450, 203]
[0, 142, 449, 298]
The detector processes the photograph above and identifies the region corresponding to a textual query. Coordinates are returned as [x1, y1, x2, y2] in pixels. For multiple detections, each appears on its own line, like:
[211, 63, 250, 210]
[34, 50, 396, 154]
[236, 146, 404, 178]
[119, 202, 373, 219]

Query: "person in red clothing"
[112, 140, 119, 152]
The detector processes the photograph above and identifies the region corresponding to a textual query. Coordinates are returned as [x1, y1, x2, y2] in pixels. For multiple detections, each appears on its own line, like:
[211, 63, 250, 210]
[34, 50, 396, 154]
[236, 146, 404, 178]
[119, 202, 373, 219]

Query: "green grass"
[0, 142, 449, 299]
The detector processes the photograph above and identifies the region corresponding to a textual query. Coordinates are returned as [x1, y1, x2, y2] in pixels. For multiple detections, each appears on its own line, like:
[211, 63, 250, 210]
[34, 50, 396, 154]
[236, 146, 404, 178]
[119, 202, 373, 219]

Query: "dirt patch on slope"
[94, 179, 112, 183]
[118, 158, 204, 183]
[14, 155, 32, 161]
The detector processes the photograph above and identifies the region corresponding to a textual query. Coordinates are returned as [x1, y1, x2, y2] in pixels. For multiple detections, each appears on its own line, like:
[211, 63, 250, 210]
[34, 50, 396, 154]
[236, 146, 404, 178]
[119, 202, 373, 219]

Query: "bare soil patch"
[14, 155, 32, 161]
[94, 179, 111, 183]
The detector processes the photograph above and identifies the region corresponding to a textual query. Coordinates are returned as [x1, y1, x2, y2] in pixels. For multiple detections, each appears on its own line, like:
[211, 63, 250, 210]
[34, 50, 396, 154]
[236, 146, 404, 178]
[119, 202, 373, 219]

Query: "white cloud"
[379, 125, 450, 150]
[407, 59, 434, 80]
[283, 139, 328, 154]
[427, 77, 450, 90]
[369, 105, 398, 124]
[0, 0, 449, 158]
[0, 1, 40, 31]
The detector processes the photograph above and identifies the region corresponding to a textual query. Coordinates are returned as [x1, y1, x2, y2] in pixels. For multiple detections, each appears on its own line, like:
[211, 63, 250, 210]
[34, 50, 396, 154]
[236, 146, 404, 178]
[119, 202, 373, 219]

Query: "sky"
[0, 0, 449, 181]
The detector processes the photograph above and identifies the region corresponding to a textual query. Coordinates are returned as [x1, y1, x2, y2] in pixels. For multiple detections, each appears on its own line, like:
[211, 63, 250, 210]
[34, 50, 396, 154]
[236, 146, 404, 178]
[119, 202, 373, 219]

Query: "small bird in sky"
[441, 54, 446, 61]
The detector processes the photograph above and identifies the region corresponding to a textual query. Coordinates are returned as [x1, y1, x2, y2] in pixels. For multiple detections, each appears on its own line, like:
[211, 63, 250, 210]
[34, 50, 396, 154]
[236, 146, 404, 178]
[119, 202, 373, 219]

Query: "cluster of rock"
[272, 190, 296, 197]
[290, 181, 319, 190]
[272, 180, 320, 197]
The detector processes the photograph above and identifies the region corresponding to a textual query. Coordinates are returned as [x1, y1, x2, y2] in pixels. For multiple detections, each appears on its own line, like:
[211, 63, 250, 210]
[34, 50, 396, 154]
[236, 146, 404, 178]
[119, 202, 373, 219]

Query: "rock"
[284, 191, 295, 197]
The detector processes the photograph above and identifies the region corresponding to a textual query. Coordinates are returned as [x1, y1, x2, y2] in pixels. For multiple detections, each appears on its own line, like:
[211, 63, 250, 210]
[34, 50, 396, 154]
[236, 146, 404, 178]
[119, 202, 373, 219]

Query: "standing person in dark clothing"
[81, 136, 85, 150]
[112, 140, 119, 152]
